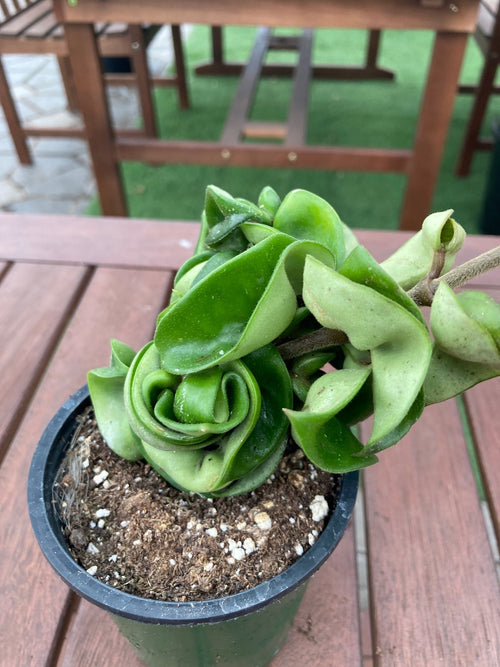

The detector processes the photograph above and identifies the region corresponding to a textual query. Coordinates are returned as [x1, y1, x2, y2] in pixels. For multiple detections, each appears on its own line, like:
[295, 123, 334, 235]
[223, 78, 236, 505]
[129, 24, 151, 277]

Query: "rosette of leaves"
[88, 185, 500, 496]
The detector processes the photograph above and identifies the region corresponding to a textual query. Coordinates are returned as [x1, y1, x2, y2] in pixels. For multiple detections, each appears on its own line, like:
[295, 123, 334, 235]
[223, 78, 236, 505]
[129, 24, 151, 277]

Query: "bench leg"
[455, 55, 499, 177]
[171, 24, 190, 110]
[57, 56, 80, 112]
[400, 31, 467, 231]
[0, 58, 32, 165]
[64, 22, 127, 216]
[128, 25, 158, 137]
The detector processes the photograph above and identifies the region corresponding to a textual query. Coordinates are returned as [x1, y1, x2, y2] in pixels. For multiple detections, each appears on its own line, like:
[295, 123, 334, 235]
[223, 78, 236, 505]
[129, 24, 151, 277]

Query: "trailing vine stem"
[408, 245, 500, 306]
[278, 328, 348, 360]
[277, 246, 500, 361]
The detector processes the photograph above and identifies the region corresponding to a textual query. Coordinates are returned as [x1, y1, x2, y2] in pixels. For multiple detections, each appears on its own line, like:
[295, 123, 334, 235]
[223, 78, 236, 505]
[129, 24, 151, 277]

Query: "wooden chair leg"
[0, 57, 32, 165]
[171, 24, 190, 110]
[128, 24, 158, 137]
[57, 56, 80, 111]
[366, 30, 382, 69]
[211, 26, 224, 67]
[455, 55, 499, 177]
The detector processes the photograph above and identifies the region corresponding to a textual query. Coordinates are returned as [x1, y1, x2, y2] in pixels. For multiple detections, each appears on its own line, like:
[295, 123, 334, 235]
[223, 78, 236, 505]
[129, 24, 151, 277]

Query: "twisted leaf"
[273, 188, 346, 264]
[381, 210, 465, 289]
[424, 283, 500, 403]
[303, 256, 432, 444]
[203, 185, 271, 253]
[130, 345, 292, 494]
[430, 283, 500, 364]
[87, 340, 141, 460]
[284, 369, 377, 473]
[155, 236, 335, 374]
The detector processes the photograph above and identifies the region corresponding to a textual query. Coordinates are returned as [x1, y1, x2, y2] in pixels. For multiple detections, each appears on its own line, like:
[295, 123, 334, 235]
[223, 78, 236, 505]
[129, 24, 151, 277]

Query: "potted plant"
[28, 185, 500, 667]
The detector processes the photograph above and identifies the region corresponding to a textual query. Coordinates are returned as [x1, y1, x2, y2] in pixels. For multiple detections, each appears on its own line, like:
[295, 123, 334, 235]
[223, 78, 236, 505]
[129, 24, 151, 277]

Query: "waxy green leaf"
[155, 236, 335, 374]
[284, 369, 377, 473]
[424, 347, 500, 404]
[124, 342, 258, 450]
[339, 244, 425, 325]
[380, 210, 465, 289]
[258, 185, 281, 219]
[133, 345, 292, 494]
[303, 256, 432, 444]
[430, 283, 500, 365]
[273, 189, 346, 264]
[87, 340, 141, 460]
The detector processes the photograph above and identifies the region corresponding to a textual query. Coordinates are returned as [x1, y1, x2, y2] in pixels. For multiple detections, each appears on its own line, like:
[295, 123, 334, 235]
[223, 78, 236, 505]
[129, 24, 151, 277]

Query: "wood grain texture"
[463, 314, 500, 543]
[2, 214, 497, 278]
[55, 0, 480, 32]
[270, 523, 362, 667]
[0, 266, 172, 666]
[0, 262, 88, 461]
[0, 213, 199, 270]
[362, 401, 500, 666]
[58, 601, 144, 667]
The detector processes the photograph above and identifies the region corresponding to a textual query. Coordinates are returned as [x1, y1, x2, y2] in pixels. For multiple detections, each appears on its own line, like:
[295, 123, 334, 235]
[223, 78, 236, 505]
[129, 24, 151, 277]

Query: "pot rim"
[28, 385, 358, 625]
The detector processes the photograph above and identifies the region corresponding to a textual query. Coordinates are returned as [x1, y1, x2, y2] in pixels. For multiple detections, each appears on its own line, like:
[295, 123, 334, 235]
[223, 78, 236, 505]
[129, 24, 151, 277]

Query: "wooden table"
[0, 212, 499, 666]
[51, 0, 480, 231]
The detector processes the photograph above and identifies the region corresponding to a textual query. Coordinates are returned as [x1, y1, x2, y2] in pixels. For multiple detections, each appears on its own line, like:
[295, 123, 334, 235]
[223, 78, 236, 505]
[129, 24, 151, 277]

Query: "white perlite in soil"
[54, 408, 340, 602]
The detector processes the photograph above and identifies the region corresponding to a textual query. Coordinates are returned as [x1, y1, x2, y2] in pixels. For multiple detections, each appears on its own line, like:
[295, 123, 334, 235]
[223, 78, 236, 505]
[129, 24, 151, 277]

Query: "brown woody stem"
[279, 247, 500, 359]
[277, 328, 348, 360]
[407, 245, 500, 306]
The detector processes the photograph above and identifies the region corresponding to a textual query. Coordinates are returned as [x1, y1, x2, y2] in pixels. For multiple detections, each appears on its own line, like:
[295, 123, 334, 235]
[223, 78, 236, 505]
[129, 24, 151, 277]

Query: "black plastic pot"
[28, 386, 359, 667]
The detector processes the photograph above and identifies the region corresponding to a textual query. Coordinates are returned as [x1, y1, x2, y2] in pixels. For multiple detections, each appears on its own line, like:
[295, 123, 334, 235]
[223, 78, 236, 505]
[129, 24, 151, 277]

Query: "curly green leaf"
[87, 340, 141, 460]
[381, 210, 465, 289]
[303, 256, 432, 444]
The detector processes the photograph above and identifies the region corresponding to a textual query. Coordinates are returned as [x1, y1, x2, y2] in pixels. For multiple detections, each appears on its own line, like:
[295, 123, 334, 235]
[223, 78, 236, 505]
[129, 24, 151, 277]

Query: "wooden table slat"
[0, 213, 199, 270]
[1, 213, 498, 279]
[270, 524, 362, 666]
[0, 262, 89, 461]
[57, 0, 480, 33]
[1, 213, 498, 666]
[464, 373, 500, 543]
[0, 266, 173, 665]
[362, 401, 500, 665]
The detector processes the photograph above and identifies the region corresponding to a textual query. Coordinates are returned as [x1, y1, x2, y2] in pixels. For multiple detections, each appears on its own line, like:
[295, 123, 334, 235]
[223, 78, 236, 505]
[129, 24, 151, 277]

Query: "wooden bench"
[0, 0, 189, 164]
[49, 0, 481, 230]
[196, 25, 394, 83]
[456, 0, 500, 175]
[217, 27, 393, 150]
[0, 212, 499, 665]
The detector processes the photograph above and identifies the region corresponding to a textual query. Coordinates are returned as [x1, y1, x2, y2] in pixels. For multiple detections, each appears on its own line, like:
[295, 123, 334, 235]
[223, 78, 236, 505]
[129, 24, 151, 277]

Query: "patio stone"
[12, 160, 92, 198]
[0, 179, 25, 207]
[33, 137, 88, 157]
[8, 197, 85, 215]
[0, 27, 186, 214]
[28, 110, 81, 129]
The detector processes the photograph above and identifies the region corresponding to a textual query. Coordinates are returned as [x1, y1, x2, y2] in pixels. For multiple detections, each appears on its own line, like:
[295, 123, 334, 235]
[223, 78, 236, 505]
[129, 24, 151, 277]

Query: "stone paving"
[0, 26, 183, 215]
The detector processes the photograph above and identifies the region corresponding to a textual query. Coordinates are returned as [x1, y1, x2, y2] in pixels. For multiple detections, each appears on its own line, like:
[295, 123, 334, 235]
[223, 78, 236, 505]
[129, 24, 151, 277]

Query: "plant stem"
[278, 328, 348, 360]
[408, 245, 500, 306]
[279, 246, 500, 360]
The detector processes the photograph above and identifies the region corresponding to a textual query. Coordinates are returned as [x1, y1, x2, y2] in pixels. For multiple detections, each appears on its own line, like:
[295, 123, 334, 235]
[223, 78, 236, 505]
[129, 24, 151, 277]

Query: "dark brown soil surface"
[54, 408, 340, 602]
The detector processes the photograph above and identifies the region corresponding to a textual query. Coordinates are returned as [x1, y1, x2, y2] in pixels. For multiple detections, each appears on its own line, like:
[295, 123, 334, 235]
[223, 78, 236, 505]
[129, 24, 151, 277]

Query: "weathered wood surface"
[50, 0, 478, 230]
[0, 212, 498, 667]
[56, 0, 479, 32]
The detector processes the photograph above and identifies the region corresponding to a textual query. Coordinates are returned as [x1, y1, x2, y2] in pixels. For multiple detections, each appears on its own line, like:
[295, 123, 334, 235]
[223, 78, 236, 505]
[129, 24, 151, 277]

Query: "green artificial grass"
[88, 26, 500, 233]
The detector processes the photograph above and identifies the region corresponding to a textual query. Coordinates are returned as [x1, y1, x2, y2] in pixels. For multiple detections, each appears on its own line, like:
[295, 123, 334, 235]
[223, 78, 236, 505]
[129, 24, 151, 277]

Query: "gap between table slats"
[0, 265, 173, 666]
[0, 262, 93, 465]
[361, 400, 500, 666]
